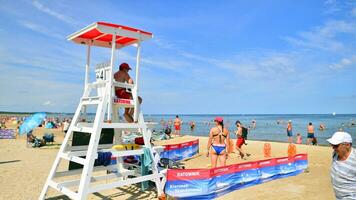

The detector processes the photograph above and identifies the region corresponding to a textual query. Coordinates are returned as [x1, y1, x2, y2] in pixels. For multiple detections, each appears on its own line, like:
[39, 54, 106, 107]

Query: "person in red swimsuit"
[174, 115, 182, 136]
[114, 63, 142, 122]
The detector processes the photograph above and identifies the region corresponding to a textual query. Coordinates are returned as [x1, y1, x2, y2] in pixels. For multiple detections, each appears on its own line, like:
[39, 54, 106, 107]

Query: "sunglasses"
[332, 144, 339, 148]
[332, 143, 346, 148]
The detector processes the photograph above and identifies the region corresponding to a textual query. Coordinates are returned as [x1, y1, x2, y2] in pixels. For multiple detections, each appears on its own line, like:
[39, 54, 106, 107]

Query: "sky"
[0, 0, 355, 114]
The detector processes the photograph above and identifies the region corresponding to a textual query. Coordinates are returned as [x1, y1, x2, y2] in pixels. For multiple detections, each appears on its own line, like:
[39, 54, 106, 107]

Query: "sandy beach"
[0, 121, 335, 200]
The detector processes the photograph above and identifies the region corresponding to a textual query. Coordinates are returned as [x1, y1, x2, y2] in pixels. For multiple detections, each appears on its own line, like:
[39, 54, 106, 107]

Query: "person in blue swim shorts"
[287, 120, 293, 143]
[307, 122, 315, 145]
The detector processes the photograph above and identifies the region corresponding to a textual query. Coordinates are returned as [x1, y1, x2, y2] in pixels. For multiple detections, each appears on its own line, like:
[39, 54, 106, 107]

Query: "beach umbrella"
[19, 112, 46, 135]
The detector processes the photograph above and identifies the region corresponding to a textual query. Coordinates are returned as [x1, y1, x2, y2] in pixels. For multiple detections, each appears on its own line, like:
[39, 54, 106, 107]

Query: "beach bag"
[135, 137, 145, 145]
[124, 156, 139, 164]
[32, 138, 45, 148]
[95, 152, 112, 166]
[158, 158, 185, 169]
[43, 133, 54, 143]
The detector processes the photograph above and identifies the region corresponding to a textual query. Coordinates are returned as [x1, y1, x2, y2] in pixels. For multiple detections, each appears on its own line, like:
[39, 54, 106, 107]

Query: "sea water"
[6, 113, 355, 146]
[145, 114, 356, 146]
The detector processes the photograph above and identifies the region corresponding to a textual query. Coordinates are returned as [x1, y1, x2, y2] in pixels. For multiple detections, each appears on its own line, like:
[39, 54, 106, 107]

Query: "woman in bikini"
[206, 116, 230, 168]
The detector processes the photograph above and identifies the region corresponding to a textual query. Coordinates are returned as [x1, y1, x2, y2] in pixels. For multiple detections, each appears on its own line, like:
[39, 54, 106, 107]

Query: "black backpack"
[242, 127, 248, 139]
[164, 126, 172, 135]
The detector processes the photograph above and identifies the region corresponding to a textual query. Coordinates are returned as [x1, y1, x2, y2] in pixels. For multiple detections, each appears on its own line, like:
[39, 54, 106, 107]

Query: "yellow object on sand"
[12, 120, 18, 125]
[112, 144, 140, 151]
[264, 143, 271, 158]
[288, 143, 297, 158]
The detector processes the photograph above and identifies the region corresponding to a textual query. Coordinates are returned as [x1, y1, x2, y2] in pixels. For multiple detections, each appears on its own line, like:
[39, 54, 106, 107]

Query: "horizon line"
[1, 111, 355, 115]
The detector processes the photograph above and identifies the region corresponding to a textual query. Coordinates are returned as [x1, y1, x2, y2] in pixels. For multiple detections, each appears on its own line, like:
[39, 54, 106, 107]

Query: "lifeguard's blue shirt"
[330, 148, 356, 199]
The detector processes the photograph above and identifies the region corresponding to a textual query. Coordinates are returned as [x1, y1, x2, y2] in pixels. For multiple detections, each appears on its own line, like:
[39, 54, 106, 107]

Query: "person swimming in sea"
[319, 123, 326, 131]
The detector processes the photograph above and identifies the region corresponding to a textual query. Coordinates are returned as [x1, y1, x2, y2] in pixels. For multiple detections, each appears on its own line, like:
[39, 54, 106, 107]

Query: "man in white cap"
[327, 131, 356, 199]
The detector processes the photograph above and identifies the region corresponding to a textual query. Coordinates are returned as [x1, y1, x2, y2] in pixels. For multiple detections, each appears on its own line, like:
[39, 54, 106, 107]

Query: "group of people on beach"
[158, 116, 183, 138]
[286, 121, 319, 145]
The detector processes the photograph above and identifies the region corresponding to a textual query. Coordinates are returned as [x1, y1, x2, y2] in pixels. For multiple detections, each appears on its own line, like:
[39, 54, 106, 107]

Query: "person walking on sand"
[114, 63, 142, 123]
[174, 115, 182, 136]
[207, 116, 230, 168]
[62, 119, 70, 134]
[287, 120, 293, 143]
[327, 131, 356, 199]
[306, 122, 315, 145]
[235, 120, 249, 159]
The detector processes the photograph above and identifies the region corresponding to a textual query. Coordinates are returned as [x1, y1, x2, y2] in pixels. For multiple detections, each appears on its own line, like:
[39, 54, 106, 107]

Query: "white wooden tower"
[39, 22, 165, 200]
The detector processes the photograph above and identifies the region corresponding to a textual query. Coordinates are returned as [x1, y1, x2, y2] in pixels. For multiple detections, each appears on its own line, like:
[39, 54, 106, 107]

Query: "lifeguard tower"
[40, 22, 165, 200]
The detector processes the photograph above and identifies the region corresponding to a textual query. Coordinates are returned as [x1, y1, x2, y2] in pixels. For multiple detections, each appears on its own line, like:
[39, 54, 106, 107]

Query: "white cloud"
[352, 7, 356, 16]
[329, 55, 356, 69]
[178, 49, 297, 80]
[19, 21, 63, 39]
[322, 0, 356, 16]
[32, 0, 76, 25]
[152, 38, 175, 50]
[0, 65, 82, 112]
[341, 58, 352, 65]
[179, 52, 216, 63]
[215, 53, 297, 80]
[142, 57, 192, 71]
[43, 101, 54, 106]
[0, 44, 83, 75]
[324, 0, 336, 5]
[284, 20, 356, 52]
[323, 0, 341, 15]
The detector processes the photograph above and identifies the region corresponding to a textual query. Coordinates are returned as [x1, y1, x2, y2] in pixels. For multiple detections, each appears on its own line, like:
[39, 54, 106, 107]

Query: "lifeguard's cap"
[327, 131, 352, 145]
[214, 116, 223, 122]
[119, 63, 131, 70]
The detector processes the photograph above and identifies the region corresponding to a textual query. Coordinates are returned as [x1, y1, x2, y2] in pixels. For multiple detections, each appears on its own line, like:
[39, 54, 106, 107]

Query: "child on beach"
[296, 133, 302, 144]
